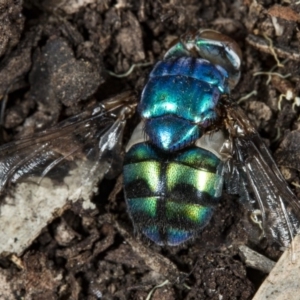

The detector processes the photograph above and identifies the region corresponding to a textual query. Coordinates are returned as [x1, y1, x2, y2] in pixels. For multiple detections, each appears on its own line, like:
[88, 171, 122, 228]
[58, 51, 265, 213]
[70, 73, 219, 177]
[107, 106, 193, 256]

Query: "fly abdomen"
[123, 142, 223, 246]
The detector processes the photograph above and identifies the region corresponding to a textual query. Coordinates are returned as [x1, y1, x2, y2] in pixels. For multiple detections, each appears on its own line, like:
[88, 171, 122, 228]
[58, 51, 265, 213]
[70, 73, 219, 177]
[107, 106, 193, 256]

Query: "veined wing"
[0, 91, 137, 255]
[223, 105, 300, 247]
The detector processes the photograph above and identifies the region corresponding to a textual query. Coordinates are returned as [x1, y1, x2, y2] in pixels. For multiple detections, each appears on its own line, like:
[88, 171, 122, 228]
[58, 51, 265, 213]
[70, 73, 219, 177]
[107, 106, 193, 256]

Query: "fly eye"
[182, 29, 242, 89]
[197, 29, 242, 68]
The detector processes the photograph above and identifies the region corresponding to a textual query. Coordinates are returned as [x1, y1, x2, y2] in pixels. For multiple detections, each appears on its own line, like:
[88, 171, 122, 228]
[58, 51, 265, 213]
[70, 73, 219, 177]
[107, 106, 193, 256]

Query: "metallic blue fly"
[0, 30, 300, 253]
[123, 30, 242, 245]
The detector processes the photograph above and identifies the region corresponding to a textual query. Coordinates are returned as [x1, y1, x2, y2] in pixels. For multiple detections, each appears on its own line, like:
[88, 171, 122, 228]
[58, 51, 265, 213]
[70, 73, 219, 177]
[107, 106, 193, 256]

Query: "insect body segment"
[139, 57, 226, 152]
[165, 29, 242, 89]
[124, 141, 223, 245]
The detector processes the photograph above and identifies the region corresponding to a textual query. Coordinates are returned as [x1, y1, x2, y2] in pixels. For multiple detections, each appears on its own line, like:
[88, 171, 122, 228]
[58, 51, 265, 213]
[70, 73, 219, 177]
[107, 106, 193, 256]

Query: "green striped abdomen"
[123, 143, 223, 245]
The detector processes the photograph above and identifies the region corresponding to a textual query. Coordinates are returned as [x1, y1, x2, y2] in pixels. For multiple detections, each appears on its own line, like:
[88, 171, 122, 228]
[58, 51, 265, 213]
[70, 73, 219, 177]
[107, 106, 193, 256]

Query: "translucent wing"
[0, 91, 137, 255]
[223, 105, 300, 247]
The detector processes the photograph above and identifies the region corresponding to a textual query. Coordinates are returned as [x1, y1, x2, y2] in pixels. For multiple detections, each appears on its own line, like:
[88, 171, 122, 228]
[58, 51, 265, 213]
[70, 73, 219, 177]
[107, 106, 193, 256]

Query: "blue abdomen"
[138, 57, 229, 152]
[123, 143, 223, 246]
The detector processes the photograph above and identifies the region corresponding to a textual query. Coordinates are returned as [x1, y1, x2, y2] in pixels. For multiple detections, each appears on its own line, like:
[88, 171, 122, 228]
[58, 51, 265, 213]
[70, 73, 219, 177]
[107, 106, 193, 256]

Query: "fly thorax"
[138, 57, 230, 152]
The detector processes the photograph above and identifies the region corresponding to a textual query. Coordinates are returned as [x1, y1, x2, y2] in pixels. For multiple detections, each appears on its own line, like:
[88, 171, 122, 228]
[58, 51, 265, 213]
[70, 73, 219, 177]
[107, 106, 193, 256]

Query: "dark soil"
[1, 0, 300, 299]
